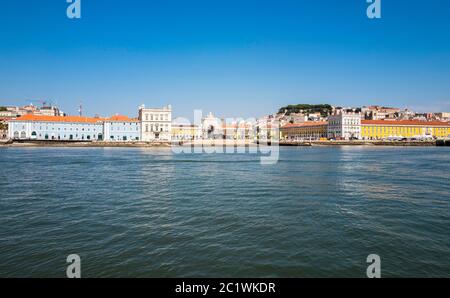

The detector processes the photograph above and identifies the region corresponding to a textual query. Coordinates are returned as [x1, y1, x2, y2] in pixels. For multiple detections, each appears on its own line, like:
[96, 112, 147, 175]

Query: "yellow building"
[171, 124, 202, 141]
[361, 120, 450, 139]
[281, 122, 328, 140]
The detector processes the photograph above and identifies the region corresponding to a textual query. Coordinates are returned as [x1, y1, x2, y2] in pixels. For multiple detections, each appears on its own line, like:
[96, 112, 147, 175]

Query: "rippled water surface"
[0, 146, 449, 277]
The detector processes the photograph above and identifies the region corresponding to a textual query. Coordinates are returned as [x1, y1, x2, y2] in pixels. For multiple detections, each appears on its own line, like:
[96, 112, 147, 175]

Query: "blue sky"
[0, 0, 449, 118]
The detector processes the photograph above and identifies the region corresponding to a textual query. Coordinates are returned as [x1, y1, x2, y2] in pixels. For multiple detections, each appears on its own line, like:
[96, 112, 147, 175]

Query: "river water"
[0, 146, 449, 277]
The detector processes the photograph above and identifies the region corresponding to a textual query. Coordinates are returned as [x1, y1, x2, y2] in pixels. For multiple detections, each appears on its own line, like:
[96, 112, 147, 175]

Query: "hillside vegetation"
[278, 104, 333, 117]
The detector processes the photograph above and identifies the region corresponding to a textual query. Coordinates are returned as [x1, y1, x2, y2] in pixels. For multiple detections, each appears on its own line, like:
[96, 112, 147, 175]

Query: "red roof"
[9, 114, 139, 123]
[9, 114, 103, 123]
[107, 115, 139, 122]
[362, 120, 450, 126]
[282, 122, 328, 129]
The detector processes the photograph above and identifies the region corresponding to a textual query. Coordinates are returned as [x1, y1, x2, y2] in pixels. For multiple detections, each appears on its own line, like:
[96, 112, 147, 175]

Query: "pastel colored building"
[8, 114, 141, 142]
[8, 114, 104, 141]
[327, 112, 361, 140]
[171, 124, 202, 141]
[281, 122, 328, 140]
[139, 105, 172, 141]
[103, 115, 141, 141]
[361, 120, 450, 140]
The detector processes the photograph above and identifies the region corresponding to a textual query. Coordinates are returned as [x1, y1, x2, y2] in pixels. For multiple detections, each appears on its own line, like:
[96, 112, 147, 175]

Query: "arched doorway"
[14, 131, 20, 139]
[20, 131, 27, 139]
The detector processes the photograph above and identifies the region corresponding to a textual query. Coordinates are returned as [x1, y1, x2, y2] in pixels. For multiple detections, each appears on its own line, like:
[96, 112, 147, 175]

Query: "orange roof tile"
[107, 115, 139, 122]
[10, 114, 140, 123]
[282, 122, 328, 129]
[10, 114, 105, 123]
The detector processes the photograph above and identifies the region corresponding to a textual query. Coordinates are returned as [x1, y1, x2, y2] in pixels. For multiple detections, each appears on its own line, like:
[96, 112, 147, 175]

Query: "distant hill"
[278, 104, 333, 117]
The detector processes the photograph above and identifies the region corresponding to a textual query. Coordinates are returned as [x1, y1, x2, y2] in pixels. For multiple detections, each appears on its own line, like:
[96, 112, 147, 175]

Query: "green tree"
[278, 104, 333, 117]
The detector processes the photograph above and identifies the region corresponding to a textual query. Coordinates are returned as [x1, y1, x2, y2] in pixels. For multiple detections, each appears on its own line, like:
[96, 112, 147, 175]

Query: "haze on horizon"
[0, 0, 449, 119]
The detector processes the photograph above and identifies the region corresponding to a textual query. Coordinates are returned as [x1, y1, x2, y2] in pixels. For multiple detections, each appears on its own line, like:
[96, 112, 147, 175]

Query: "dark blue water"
[0, 146, 449, 277]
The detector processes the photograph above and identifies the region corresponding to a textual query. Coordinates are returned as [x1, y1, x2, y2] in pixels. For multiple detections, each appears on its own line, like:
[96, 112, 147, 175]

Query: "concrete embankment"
[280, 140, 437, 146]
[1, 139, 445, 148]
[0, 140, 171, 148]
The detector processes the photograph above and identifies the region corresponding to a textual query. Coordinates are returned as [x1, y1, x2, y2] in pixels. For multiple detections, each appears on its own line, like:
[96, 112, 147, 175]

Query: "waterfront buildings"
[103, 115, 141, 141]
[8, 114, 105, 141]
[171, 124, 202, 141]
[327, 112, 362, 140]
[361, 120, 450, 140]
[8, 113, 141, 142]
[139, 105, 172, 141]
[280, 122, 328, 140]
[0, 108, 14, 139]
[201, 112, 223, 139]
[5, 102, 450, 143]
[223, 122, 255, 140]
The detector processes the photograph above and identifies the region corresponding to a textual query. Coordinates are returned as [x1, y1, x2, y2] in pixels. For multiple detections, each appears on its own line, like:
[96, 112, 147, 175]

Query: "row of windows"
[145, 124, 170, 132]
[328, 120, 360, 125]
[144, 113, 169, 121]
[14, 131, 102, 141]
[108, 122, 139, 126]
[16, 124, 101, 132]
[110, 127, 139, 132]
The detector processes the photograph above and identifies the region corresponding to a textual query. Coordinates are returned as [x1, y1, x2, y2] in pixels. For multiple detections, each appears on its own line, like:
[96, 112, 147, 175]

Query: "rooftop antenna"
[78, 102, 83, 116]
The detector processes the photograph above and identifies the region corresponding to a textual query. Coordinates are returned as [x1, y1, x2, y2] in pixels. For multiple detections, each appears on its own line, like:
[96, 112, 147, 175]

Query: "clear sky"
[0, 0, 449, 119]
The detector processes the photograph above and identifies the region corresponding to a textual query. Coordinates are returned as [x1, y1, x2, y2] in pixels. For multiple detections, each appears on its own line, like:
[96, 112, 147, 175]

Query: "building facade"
[103, 115, 141, 141]
[361, 120, 450, 139]
[202, 112, 223, 139]
[327, 112, 361, 140]
[281, 122, 328, 140]
[223, 122, 254, 140]
[139, 105, 172, 141]
[171, 124, 202, 141]
[8, 115, 104, 141]
[8, 114, 142, 142]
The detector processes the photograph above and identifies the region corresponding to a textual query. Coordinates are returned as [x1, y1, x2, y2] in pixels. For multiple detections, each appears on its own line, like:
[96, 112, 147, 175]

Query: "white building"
[103, 115, 141, 141]
[327, 112, 361, 140]
[139, 105, 172, 141]
[8, 114, 105, 141]
[8, 114, 141, 142]
[202, 112, 223, 139]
